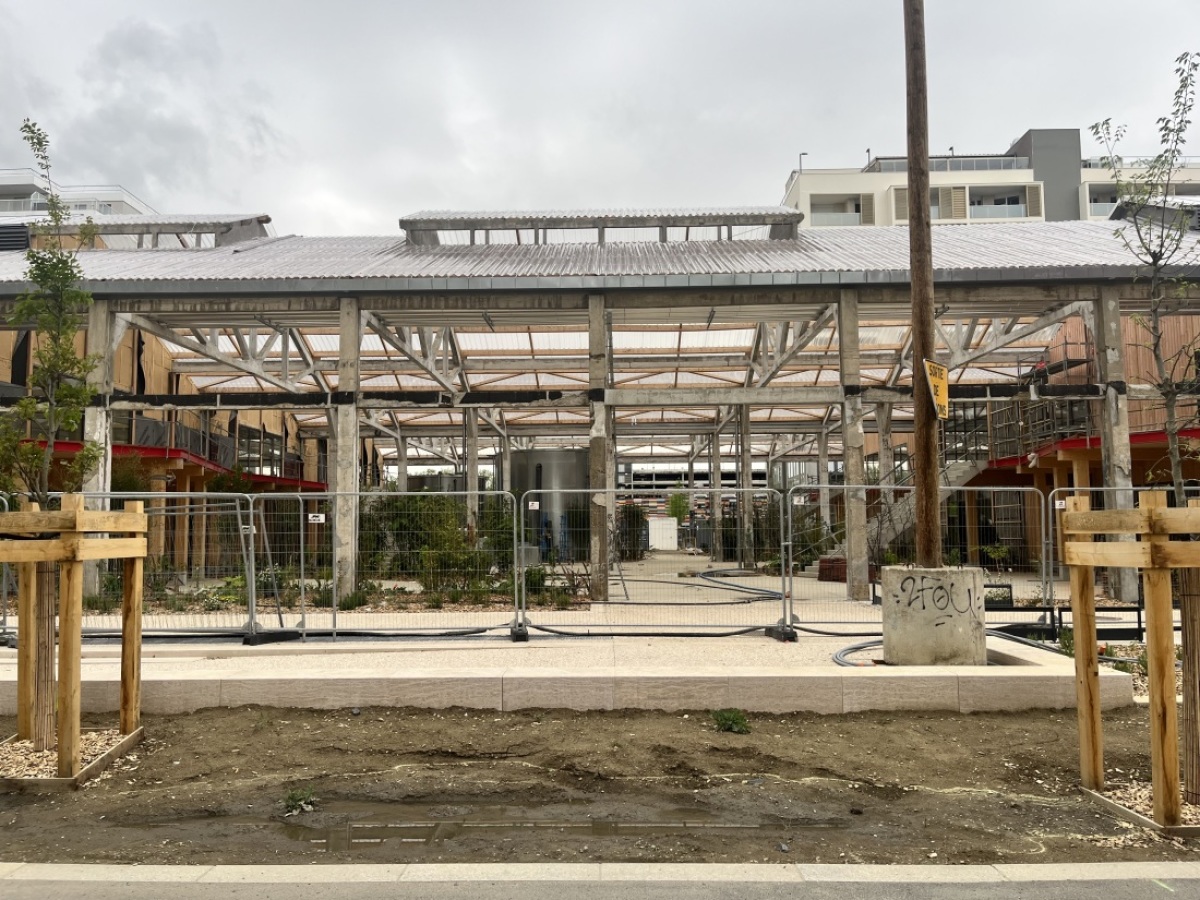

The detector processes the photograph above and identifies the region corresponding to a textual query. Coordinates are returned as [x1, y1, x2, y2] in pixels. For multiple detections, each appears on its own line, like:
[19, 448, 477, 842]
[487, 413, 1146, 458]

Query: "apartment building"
[783, 128, 1200, 228]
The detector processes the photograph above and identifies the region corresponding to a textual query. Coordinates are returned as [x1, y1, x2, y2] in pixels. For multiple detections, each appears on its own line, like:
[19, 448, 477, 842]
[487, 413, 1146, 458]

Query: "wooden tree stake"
[1066, 495, 1103, 790]
[121, 501, 145, 735]
[1140, 491, 1182, 826]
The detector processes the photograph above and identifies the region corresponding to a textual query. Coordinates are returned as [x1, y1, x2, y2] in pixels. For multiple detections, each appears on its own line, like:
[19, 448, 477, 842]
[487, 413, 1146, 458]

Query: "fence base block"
[242, 631, 304, 647]
[765, 624, 798, 643]
[881, 566, 987, 666]
[509, 619, 530, 643]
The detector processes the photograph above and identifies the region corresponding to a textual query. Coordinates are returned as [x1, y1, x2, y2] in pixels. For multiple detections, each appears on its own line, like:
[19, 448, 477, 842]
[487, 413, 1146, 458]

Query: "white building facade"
[783, 128, 1200, 228]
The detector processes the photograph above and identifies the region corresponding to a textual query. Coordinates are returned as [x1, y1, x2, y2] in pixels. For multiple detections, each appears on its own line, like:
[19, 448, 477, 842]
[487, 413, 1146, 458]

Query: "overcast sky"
[2, 1, 1197, 236]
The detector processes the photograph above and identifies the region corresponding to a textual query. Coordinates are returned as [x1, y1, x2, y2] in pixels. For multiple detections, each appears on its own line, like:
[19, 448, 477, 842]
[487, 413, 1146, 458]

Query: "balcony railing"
[810, 212, 861, 226]
[969, 204, 1029, 220]
[0, 199, 32, 212]
[1089, 201, 1118, 217]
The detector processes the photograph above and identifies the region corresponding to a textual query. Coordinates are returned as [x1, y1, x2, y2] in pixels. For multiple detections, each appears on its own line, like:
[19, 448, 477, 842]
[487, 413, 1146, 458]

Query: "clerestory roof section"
[400, 206, 803, 231]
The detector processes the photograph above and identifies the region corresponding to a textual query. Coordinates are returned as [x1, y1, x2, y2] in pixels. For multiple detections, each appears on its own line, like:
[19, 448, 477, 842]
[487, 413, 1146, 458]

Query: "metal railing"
[810, 212, 861, 226]
[969, 204, 1029, 219]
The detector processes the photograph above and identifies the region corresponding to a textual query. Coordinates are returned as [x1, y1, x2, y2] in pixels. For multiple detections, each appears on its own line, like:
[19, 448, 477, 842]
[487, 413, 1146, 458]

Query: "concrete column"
[710, 432, 723, 562]
[191, 493, 208, 578]
[877, 403, 895, 509]
[817, 432, 832, 536]
[332, 297, 361, 601]
[738, 405, 754, 567]
[465, 409, 479, 539]
[687, 456, 695, 490]
[964, 489, 980, 565]
[82, 300, 117, 595]
[588, 294, 610, 602]
[500, 436, 512, 493]
[606, 408, 617, 496]
[173, 475, 191, 581]
[395, 436, 408, 491]
[839, 291, 869, 602]
[1093, 288, 1137, 602]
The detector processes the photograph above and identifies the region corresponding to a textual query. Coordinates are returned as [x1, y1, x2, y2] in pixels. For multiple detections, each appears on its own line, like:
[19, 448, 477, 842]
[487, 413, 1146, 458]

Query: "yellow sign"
[924, 359, 949, 420]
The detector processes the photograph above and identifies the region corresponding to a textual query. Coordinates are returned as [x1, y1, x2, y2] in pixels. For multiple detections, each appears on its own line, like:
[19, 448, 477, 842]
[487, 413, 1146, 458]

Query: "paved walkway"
[0, 861, 1198, 899]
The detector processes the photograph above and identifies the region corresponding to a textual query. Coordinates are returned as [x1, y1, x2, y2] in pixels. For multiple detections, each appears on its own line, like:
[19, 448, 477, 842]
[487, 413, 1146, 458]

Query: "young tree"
[0, 120, 102, 749]
[1091, 51, 1200, 803]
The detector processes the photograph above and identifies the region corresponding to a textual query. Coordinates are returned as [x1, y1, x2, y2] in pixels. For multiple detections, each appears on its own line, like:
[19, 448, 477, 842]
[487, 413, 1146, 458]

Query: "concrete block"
[1098, 670, 1135, 709]
[218, 673, 503, 710]
[799, 863, 1002, 882]
[7, 864, 210, 882]
[957, 672, 1075, 712]
[995, 861, 1200, 881]
[601, 863, 801, 881]
[725, 671, 843, 714]
[502, 671, 614, 711]
[613, 674, 728, 711]
[80, 679, 120, 713]
[401, 863, 601, 881]
[842, 670, 960, 713]
[200, 865, 407, 882]
[882, 567, 986, 666]
[143, 678, 223, 714]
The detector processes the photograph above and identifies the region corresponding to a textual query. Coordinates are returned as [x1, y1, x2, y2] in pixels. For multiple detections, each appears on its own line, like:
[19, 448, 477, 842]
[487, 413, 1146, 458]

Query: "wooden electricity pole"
[903, 0, 942, 567]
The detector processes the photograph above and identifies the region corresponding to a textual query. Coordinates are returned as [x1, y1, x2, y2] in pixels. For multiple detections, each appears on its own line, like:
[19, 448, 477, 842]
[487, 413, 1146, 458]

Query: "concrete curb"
[1, 861, 1199, 883]
[0, 665, 1133, 715]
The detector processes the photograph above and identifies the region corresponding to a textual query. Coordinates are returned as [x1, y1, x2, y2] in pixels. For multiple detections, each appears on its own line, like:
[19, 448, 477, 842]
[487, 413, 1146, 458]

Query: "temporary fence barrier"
[79, 492, 257, 636]
[250, 491, 521, 638]
[514, 488, 792, 638]
[784, 483, 1051, 634]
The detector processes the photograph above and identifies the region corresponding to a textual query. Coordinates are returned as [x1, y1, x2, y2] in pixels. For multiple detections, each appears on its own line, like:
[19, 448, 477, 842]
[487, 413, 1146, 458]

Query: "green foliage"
[711, 708, 751, 734]
[1058, 626, 1075, 658]
[524, 565, 547, 594]
[667, 492, 690, 525]
[207, 466, 256, 494]
[283, 787, 317, 814]
[109, 453, 152, 509]
[616, 501, 647, 561]
[982, 544, 1010, 566]
[338, 590, 370, 611]
[1091, 52, 1200, 507]
[0, 121, 101, 504]
[83, 594, 118, 613]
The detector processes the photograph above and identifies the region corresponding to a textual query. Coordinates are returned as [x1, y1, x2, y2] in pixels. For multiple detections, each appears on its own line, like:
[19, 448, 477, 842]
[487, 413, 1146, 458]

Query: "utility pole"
[903, 0, 941, 568]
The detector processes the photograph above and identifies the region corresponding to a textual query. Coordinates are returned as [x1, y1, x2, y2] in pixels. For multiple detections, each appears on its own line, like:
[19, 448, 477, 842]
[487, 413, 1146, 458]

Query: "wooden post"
[121, 501, 145, 735]
[16, 561, 35, 741]
[1140, 491, 1181, 826]
[1066, 495, 1103, 791]
[1184, 499, 1200, 805]
[903, 0, 941, 567]
[56, 496, 85, 778]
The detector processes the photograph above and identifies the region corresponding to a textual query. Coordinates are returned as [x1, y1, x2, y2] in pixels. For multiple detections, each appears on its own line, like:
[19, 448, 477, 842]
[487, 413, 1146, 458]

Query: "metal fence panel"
[82, 492, 255, 635]
[515, 488, 789, 636]
[293, 490, 520, 637]
[784, 483, 1051, 633]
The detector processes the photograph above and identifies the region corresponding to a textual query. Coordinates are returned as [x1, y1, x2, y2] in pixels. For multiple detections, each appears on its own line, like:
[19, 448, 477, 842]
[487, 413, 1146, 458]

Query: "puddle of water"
[277, 801, 844, 851]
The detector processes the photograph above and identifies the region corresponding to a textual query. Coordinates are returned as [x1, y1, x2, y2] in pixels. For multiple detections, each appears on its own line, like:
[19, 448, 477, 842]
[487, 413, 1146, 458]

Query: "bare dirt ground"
[0, 706, 1195, 866]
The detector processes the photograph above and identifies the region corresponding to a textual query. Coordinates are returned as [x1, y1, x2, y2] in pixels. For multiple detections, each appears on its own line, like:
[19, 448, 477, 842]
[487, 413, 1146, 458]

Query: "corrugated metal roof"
[0, 220, 1155, 288]
[2, 213, 269, 228]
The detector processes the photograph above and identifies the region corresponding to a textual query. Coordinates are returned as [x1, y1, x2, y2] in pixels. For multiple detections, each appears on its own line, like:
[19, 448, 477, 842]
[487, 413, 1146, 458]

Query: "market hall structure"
[0, 203, 1197, 610]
